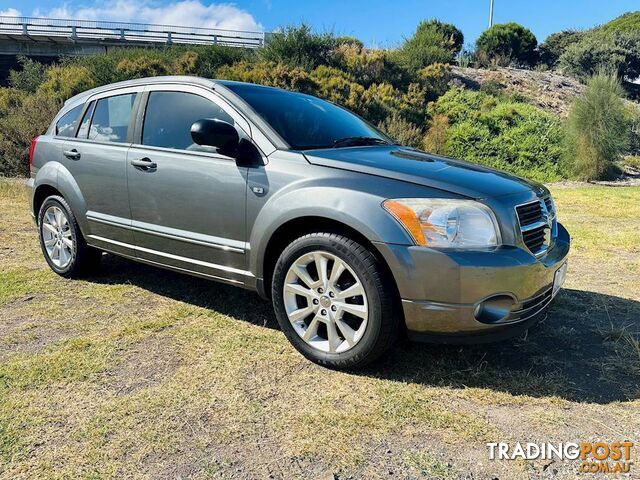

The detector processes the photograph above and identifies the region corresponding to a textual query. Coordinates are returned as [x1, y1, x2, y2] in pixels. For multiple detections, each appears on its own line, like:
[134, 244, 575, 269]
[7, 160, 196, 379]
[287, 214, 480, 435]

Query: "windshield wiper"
[332, 136, 390, 148]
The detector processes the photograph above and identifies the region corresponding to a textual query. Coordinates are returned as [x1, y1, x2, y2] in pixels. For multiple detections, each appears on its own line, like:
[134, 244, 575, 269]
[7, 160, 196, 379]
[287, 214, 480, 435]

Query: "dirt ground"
[0, 179, 639, 479]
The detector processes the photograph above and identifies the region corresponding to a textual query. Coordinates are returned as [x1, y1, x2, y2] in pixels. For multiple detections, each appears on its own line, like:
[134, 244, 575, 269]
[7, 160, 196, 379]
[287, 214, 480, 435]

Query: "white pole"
[489, 0, 494, 28]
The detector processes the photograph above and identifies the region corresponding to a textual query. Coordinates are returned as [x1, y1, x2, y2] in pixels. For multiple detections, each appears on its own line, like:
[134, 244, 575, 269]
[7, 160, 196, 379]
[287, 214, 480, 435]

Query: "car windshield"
[223, 83, 392, 150]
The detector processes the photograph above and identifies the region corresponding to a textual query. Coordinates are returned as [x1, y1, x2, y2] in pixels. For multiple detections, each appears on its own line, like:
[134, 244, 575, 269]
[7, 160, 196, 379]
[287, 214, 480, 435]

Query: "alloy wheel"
[41, 205, 74, 269]
[283, 251, 369, 353]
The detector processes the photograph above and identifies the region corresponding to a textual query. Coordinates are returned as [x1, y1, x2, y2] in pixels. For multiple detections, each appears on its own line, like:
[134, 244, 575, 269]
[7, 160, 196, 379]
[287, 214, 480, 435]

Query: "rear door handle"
[130, 157, 157, 170]
[63, 149, 81, 160]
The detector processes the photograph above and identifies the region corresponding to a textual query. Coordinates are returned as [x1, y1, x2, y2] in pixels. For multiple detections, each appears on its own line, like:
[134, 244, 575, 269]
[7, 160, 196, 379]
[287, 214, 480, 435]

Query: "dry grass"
[0, 178, 639, 479]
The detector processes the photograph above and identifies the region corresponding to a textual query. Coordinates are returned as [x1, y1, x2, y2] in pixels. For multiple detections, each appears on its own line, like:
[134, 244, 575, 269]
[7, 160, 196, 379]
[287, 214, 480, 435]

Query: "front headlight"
[382, 198, 500, 248]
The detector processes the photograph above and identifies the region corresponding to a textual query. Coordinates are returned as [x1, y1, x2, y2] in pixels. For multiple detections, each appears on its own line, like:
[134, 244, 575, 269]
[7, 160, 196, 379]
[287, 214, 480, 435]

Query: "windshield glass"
[224, 83, 391, 150]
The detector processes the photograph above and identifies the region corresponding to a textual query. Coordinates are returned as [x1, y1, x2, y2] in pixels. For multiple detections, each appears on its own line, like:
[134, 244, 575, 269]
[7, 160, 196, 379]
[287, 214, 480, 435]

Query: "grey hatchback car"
[29, 76, 570, 368]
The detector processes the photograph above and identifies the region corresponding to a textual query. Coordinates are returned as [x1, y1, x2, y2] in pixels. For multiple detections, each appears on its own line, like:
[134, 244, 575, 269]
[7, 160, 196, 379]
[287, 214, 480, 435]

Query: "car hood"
[303, 146, 544, 199]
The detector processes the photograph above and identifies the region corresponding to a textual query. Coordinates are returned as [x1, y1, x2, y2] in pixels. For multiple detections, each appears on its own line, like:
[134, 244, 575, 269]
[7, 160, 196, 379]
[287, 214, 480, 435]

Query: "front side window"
[55, 105, 83, 137]
[142, 91, 234, 152]
[224, 83, 390, 150]
[88, 93, 137, 143]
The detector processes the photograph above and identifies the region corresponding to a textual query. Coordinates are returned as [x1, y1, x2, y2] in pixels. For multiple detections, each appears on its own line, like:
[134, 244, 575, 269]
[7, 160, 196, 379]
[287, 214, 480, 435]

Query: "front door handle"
[63, 149, 81, 160]
[130, 157, 157, 170]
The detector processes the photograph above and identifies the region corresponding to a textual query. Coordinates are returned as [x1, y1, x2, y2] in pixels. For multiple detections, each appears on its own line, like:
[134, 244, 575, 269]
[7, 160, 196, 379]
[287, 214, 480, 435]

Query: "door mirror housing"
[191, 118, 239, 155]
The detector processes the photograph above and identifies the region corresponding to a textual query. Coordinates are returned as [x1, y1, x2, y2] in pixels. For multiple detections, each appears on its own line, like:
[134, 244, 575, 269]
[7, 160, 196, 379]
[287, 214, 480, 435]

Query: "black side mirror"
[191, 118, 239, 155]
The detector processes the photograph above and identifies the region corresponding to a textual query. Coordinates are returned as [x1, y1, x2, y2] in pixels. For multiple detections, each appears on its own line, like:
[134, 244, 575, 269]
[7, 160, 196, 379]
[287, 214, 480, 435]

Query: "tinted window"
[76, 101, 95, 139]
[88, 93, 137, 143]
[224, 83, 389, 150]
[142, 91, 233, 151]
[55, 105, 83, 137]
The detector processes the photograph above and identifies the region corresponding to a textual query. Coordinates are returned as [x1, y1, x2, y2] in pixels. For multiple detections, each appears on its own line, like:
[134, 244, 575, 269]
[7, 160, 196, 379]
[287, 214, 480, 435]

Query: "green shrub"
[8, 57, 47, 93]
[397, 20, 460, 72]
[475, 22, 538, 67]
[417, 63, 452, 100]
[37, 65, 95, 102]
[333, 44, 401, 88]
[335, 36, 364, 49]
[422, 114, 449, 154]
[600, 11, 640, 34]
[260, 24, 336, 69]
[116, 57, 169, 78]
[216, 61, 316, 93]
[563, 73, 630, 180]
[66, 46, 249, 85]
[310, 66, 364, 110]
[0, 91, 60, 176]
[538, 30, 584, 68]
[428, 87, 563, 181]
[559, 31, 640, 81]
[377, 114, 423, 148]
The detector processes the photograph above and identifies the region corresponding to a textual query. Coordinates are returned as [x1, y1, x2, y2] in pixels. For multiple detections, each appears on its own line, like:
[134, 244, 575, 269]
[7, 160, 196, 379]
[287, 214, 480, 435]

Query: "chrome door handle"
[130, 157, 157, 170]
[63, 149, 81, 160]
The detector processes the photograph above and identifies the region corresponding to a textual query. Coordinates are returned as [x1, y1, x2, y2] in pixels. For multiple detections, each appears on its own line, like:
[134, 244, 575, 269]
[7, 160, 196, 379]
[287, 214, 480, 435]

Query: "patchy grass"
[0, 178, 639, 479]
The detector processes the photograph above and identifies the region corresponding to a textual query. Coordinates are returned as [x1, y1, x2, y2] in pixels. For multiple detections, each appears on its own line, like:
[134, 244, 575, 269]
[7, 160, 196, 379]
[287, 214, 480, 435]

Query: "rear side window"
[55, 105, 83, 137]
[142, 91, 233, 151]
[88, 93, 137, 143]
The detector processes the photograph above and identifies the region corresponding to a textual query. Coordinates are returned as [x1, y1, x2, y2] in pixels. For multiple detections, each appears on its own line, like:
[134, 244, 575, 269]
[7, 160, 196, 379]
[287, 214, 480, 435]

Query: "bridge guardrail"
[0, 16, 268, 48]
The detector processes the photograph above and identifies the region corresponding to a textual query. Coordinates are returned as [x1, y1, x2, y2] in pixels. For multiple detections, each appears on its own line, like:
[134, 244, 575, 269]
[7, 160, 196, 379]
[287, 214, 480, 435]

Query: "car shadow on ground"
[91, 254, 640, 405]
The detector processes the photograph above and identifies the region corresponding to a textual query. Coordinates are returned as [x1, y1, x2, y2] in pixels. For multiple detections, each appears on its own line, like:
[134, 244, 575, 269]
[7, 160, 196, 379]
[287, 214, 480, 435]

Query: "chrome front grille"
[516, 197, 556, 256]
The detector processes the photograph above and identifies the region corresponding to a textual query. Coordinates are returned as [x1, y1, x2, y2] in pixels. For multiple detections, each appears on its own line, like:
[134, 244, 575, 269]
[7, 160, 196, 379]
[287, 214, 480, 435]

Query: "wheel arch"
[33, 184, 62, 219]
[259, 216, 402, 310]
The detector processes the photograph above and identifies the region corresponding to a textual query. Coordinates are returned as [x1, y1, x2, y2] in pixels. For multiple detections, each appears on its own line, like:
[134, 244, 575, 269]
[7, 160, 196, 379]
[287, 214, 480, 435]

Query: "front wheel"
[272, 233, 399, 369]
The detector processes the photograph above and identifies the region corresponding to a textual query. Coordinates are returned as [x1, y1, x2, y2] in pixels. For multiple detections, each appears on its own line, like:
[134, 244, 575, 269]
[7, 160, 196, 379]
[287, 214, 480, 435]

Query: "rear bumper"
[374, 223, 570, 342]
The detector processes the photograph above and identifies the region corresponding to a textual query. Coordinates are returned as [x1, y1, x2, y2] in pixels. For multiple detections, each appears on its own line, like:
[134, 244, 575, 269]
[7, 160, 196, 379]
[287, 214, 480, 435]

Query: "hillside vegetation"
[0, 13, 639, 181]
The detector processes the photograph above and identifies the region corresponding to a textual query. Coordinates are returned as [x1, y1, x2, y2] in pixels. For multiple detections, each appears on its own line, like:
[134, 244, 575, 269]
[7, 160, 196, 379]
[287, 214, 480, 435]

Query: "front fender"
[248, 184, 414, 279]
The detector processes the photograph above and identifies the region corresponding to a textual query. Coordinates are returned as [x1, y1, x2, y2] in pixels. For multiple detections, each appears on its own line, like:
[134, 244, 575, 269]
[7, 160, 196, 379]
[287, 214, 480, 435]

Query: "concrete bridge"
[0, 16, 269, 57]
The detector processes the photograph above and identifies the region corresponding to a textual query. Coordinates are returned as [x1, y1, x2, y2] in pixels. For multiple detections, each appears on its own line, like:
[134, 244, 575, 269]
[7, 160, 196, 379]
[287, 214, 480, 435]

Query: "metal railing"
[0, 16, 268, 48]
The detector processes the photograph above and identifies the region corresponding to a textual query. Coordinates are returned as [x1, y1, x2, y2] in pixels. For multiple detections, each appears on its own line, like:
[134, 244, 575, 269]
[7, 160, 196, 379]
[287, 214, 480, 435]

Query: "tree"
[539, 30, 584, 69]
[475, 22, 538, 67]
[397, 20, 463, 72]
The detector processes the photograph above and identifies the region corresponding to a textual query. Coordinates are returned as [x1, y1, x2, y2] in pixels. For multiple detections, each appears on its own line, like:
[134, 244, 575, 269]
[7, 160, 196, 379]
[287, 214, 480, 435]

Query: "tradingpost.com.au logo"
[487, 441, 634, 474]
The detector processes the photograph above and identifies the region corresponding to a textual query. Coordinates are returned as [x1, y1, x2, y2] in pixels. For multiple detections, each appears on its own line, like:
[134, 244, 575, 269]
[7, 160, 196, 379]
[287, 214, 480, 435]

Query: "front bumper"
[374, 223, 570, 343]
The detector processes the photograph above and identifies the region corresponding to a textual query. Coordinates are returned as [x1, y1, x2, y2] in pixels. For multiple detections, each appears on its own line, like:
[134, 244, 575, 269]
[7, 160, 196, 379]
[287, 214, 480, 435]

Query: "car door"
[60, 87, 141, 257]
[127, 84, 252, 285]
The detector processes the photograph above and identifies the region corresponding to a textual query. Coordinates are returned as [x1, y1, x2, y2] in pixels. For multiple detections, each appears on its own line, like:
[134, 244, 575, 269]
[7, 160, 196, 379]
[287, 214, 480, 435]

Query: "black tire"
[272, 232, 400, 369]
[37, 195, 101, 278]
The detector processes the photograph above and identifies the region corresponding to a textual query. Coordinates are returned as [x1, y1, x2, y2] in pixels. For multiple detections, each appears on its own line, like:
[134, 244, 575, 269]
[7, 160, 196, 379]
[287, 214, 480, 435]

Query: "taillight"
[29, 135, 40, 172]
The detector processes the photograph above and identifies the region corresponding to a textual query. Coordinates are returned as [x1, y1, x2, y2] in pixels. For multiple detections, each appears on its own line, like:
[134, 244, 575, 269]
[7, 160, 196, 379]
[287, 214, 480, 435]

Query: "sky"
[1, 0, 638, 47]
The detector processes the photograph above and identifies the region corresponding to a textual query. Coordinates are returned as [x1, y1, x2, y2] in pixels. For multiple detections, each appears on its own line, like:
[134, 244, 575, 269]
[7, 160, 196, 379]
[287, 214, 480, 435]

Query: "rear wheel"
[272, 233, 399, 369]
[38, 195, 101, 278]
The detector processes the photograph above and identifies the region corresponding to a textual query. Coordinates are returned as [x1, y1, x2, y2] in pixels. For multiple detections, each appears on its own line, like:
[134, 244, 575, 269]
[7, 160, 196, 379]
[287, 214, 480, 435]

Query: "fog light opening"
[474, 295, 515, 324]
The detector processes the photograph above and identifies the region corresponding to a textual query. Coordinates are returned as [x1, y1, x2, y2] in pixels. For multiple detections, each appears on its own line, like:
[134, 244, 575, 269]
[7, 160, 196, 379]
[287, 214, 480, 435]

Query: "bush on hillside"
[37, 65, 96, 102]
[260, 24, 336, 69]
[0, 90, 59, 176]
[8, 56, 47, 93]
[600, 11, 640, 34]
[396, 20, 461, 72]
[422, 114, 449, 154]
[66, 46, 249, 85]
[559, 31, 640, 81]
[538, 30, 584, 69]
[377, 114, 423, 148]
[563, 73, 630, 180]
[475, 23, 538, 67]
[427, 87, 563, 181]
[216, 61, 316, 93]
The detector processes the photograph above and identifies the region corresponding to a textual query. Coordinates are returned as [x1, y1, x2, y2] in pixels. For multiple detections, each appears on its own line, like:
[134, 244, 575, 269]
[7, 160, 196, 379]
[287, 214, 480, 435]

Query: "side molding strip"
[88, 235, 254, 278]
